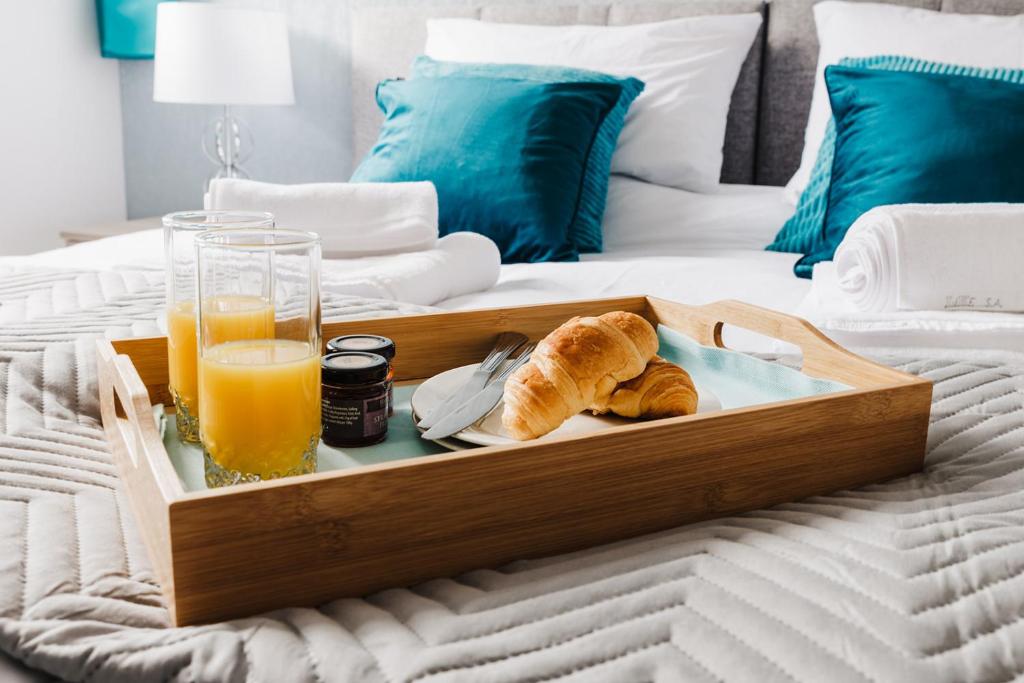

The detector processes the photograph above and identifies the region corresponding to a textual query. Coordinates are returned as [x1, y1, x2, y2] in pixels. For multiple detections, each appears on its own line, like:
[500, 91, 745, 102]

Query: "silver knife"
[416, 331, 528, 429]
[421, 344, 535, 441]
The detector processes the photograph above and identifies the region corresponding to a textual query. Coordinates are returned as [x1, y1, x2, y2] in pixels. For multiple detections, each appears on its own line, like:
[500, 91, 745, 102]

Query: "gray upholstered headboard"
[350, 0, 1024, 187]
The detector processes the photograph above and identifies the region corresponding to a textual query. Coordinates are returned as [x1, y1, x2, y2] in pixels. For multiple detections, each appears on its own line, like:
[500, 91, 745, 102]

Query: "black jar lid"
[321, 352, 389, 384]
[326, 335, 395, 362]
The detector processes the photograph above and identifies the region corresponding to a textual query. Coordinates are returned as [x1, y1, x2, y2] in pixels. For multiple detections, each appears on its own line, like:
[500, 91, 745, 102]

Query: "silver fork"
[416, 331, 528, 428]
[419, 343, 536, 441]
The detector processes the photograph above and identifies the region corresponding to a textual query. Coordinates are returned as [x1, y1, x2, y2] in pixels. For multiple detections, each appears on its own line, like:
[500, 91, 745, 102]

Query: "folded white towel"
[834, 204, 1024, 313]
[321, 232, 501, 306]
[206, 178, 439, 257]
[796, 262, 1024, 352]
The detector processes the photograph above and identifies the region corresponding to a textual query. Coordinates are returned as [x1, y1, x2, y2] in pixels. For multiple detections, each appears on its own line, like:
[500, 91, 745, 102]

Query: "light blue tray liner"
[655, 325, 850, 409]
[161, 384, 448, 493]
[162, 325, 851, 492]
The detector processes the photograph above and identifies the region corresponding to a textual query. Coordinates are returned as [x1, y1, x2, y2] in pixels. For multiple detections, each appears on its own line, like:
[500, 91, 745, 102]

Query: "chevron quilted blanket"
[1, 264, 1023, 683]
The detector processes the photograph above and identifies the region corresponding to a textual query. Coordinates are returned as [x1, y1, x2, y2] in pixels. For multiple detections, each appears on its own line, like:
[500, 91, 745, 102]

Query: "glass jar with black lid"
[327, 335, 396, 416]
[321, 352, 389, 447]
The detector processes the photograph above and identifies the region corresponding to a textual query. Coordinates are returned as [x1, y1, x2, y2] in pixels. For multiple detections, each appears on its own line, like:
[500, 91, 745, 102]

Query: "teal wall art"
[96, 0, 173, 59]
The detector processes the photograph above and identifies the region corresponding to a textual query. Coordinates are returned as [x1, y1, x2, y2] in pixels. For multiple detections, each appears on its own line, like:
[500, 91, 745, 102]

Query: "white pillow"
[425, 14, 762, 192]
[785, 0, 1024, 204]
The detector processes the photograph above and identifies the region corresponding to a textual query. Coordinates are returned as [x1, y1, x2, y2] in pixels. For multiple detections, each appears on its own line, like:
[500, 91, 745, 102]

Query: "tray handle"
[96, 340, 183, 499]
[647, 298, 908, 389]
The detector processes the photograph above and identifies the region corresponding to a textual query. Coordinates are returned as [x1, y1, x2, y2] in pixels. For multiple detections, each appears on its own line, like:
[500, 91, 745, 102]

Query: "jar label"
[322, 394, 388, 443]
[362, 396, 388, 437]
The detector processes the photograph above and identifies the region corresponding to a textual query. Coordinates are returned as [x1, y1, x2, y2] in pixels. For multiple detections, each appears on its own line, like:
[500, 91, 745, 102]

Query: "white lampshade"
[153, 2, 294, 106]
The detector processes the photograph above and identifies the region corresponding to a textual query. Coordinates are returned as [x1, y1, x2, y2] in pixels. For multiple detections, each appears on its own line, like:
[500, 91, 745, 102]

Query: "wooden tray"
[97, 297, 932, 626]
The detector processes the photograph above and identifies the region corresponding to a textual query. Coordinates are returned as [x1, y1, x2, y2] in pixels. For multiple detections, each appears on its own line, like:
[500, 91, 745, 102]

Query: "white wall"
[0, 0, 127, 255]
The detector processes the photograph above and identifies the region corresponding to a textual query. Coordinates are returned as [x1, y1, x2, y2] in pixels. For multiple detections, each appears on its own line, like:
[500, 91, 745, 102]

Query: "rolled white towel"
[206, 178, 438, 257]
[834, 204, 1024, 313]
[321, 232, 501, 307]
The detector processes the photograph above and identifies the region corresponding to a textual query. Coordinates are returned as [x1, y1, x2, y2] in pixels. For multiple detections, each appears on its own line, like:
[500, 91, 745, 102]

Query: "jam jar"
[321, 352, 389, 447]
[327, 335, 396, 416]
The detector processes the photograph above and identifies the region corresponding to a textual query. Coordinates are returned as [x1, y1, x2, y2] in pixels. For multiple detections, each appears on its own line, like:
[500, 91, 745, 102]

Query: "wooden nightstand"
[59, 216, 164, 246]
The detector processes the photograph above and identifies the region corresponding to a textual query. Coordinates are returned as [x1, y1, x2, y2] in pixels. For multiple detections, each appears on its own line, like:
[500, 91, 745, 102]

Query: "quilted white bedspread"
[1, 265, 1023, 683]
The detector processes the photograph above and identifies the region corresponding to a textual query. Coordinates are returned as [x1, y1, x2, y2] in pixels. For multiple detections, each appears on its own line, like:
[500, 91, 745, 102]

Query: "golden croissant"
[590, 356, 698, 419]
[502, 311, 659, 440]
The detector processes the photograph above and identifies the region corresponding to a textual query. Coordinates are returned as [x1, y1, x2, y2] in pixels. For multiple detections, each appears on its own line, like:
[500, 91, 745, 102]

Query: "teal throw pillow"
[766, 56, 1024, 278]
[351, 76, 624, 263]
[410, 56, 643, 254]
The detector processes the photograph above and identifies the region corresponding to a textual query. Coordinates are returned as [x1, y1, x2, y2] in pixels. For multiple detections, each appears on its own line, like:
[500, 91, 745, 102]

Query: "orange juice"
[199, 339, 320, 483]
[166, 296, 274, 441]
[167, 300, 200, 420]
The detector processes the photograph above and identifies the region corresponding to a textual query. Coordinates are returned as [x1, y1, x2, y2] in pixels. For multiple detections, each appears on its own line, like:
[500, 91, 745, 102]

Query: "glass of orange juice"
[195, 228, 322, 487]
[164, 211, 274, 443]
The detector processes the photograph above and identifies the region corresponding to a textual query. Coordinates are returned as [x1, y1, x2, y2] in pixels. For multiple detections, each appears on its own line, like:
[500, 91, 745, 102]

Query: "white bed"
[11, 179, 804, 311]
[12, 177, 1024, 353]
[4, 196, 1024, 683]
[3, 179, 811, 351]
[439, 179, 805, 310]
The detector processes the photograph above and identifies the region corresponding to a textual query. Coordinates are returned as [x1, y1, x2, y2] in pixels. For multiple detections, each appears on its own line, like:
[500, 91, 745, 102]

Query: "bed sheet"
[10, 179, 793, 269]
[433, 181, 808, 350]
[436, 181, 802, 309]
[440, 249, 804, 336]
[436, 250, 806, 352]
[10, 180, 1023, 353]
[1, 228, 165, 271]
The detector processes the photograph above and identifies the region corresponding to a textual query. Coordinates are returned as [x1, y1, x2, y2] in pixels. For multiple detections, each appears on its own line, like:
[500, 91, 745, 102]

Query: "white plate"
[412, 364, 721, 448]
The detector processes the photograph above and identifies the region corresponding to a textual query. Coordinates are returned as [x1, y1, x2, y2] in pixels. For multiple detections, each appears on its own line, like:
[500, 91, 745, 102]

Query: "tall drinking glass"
[164, 211, 274, 443]
[195, 229, 322, 487]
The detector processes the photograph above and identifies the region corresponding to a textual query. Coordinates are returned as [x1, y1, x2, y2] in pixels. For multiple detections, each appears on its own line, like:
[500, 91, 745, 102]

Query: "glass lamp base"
[203, 435, 319, 488]
[202, 105, 254, 191]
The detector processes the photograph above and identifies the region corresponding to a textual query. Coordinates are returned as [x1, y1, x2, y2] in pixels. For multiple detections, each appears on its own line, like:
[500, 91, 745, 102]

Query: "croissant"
[590, 356, 698, 419]
[502, 311, 659, 440]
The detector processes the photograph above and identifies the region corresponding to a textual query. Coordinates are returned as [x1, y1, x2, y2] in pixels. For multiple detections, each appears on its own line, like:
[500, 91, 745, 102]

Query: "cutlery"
[416, 331, 528, 429]
[421, 344, 535, 440]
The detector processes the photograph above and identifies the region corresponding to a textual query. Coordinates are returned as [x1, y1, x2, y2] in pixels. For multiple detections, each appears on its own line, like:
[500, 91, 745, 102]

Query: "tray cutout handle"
[97, 340, 184, 498]
[647, 298, 905, 389]
[98, 340, 146, 467]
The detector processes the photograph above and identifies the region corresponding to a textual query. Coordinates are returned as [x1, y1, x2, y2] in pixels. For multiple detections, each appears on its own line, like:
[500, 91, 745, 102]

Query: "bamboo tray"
[97, 297, 932, 626]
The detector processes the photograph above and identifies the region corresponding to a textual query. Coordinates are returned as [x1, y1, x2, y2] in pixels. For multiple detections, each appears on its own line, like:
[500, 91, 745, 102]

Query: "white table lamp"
[154, 2, 294, 184]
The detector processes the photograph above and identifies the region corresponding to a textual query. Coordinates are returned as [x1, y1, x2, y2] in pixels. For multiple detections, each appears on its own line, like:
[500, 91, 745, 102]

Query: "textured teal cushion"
[351, 76, 623, 263]
[766, 56, 1024, 278]
[410, 56, 643, 254]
